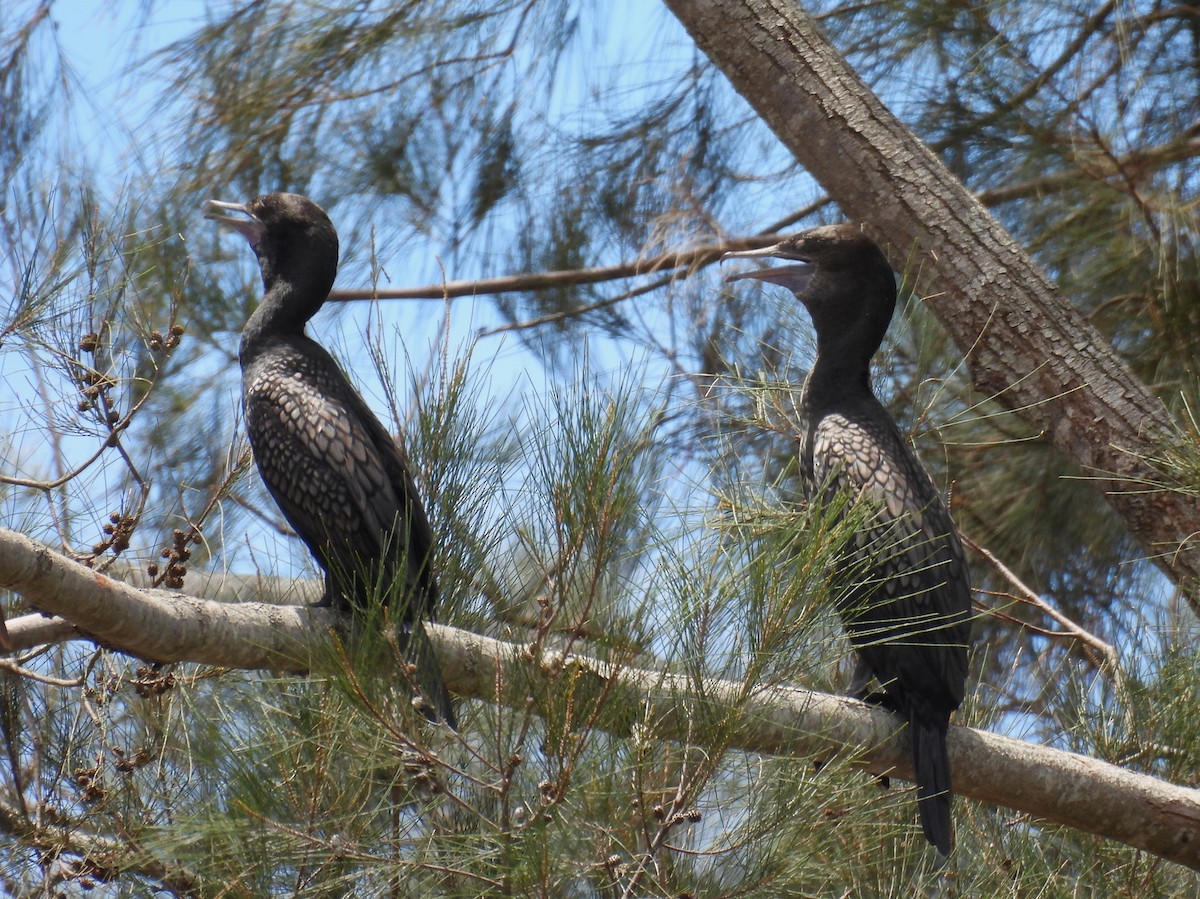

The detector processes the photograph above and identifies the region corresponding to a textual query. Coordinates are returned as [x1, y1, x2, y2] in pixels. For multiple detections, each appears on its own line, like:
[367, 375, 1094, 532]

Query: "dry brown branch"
[320, 131, 1200, 314]
[962, 534, 1120, 671]
[964, 533, 1136, 734]
[325, 235, 783, 304]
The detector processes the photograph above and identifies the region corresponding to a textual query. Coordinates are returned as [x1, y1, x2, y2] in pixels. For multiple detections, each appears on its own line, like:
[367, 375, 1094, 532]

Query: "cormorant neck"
[804, 322, 878, 408]
[239, 248, 336, 357]
[799, 267, 895, 410]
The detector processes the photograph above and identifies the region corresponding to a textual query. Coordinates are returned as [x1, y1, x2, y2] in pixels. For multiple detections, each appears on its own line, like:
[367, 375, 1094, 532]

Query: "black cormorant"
[206, 192, 455, 727]
[725, 224, 971, 855]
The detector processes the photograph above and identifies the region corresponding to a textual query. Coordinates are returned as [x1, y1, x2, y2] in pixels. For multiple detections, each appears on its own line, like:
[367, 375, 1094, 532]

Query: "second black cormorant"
[206, 192, 455, 727]
[725, 224, 972, 855]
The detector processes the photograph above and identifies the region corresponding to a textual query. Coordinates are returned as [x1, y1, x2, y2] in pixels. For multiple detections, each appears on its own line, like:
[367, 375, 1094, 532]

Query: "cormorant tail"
[913, 714, 953, 856]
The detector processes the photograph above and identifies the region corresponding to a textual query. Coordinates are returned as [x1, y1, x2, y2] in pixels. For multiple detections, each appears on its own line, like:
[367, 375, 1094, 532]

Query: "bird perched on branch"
[206, 192, 455, 728]
[725, 224, 972, 855]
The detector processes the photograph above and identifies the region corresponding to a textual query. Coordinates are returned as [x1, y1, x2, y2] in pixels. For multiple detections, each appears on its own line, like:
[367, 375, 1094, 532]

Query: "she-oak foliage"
[1, 0, 1200, 894]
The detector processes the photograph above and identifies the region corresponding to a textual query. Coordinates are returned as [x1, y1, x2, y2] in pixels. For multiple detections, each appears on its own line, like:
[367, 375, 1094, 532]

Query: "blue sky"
[9, 0, 712, 587]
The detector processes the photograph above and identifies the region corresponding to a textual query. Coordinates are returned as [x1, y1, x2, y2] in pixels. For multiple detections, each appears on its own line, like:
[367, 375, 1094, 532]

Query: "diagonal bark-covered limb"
[2, 527, 1199, 868]
[662, 0, 1200, 603]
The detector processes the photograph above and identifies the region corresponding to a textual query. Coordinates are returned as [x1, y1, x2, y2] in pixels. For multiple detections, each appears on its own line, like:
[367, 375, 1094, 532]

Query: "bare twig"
[325, 235, 784, 304]
[962, 533, 1135, 738]
[962, 533, 1119, 672]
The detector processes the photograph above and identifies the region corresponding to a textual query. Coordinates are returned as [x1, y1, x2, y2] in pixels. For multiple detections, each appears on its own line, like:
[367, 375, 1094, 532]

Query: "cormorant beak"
[721, 243, 814, 294]
[205, 199, 266, 248]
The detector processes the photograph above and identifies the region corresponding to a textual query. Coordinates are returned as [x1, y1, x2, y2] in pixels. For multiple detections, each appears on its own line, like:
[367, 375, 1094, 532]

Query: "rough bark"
[662, 0, 1200, 603]
[3, 526, 1200, 869]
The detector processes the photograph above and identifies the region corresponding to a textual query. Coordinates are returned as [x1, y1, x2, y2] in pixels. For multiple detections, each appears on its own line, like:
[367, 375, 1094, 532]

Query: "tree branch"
[326, 199, 840, 309]
[0, 795, 202, 896]
[662, 0, 1200, 603]
[929, 0, 1118, 152]
[325, 235, 782, 303]
[2, 527, 1199, 869]
[976, 134, 1200, 206]
[0, 527, 318, 671]
[322, 132, 1200, 311]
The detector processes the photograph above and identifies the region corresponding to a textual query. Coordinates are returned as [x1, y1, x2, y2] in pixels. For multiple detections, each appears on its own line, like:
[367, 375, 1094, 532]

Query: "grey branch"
[2, 526, 1199, 868]
[0, 527, 320, 671]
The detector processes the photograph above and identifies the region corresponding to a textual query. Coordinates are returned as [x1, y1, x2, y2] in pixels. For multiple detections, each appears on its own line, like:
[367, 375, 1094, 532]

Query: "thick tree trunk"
[663, 0, 1200, 604]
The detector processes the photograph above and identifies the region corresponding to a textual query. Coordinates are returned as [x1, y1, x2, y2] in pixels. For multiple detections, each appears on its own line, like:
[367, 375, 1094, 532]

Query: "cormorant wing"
[244, 337, 437, 618]
[810, 403, 970, 712]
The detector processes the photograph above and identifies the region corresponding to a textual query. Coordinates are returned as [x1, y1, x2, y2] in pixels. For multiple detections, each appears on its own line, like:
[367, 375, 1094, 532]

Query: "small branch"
[962, 533, 1120, 672]
[0, 437, 113, 491]
[320, 132, 1200, 316]
[324, 235, 783, 303]
[5, 615, 78, 648]
[964, 534, 1136, 739]
[477, 269, 675, 338]
[930, 1, 1118, 153]
[976, 134, 1200, 206]
[0, 795, 203, 895]
[0, 656, 87, 687]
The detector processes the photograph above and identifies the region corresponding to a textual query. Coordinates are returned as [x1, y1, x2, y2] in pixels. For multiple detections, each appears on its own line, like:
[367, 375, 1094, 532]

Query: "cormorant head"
[723, 223, 897, 359]
[206, 193, 340, 324]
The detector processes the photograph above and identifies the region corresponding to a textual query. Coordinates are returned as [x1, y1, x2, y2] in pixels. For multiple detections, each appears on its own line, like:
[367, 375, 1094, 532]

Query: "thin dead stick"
[326, 235, 783, 304]
[962, 533, 1135, 738]
[962, 532, 1120, 673]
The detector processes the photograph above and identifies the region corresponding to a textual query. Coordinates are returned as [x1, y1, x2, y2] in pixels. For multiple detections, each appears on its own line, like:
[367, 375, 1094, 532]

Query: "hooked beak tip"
[205, 199, 265, 248]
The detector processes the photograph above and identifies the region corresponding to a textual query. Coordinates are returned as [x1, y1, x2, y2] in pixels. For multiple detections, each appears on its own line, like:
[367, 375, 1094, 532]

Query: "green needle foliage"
[3, 0, 1200, 894]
